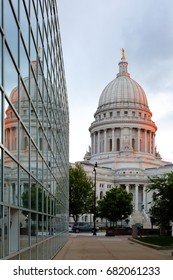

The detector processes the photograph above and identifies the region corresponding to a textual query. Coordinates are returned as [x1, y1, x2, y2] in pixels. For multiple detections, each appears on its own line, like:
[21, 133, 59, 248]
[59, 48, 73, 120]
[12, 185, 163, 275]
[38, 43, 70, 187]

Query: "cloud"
[58, 0, 173, 163]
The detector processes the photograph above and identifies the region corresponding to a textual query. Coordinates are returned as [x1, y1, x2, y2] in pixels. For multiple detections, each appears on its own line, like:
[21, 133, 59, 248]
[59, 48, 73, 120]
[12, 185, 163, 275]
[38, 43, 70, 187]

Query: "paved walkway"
[53, 233, 173, 260]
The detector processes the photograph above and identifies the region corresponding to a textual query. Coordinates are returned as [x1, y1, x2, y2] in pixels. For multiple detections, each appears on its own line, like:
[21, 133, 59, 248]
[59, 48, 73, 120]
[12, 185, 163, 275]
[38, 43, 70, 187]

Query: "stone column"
[125, 184, 129, 193]
[144, 130, 147, 153]
[97, 131, 100, 154]
[112, 128, 115, 151]
[149, 131, 151, 154]
[129, 128, 132, 147]
[153, 133, 155, 154]
[143, 185, 146, 210]
[104, 129, 107, 152]
[120, 127, 123, 150]
[91, 134, 93, 155]
[93, 133, 96, 154]
[138, 128, 140, 152]
[135, 184, 139, 211]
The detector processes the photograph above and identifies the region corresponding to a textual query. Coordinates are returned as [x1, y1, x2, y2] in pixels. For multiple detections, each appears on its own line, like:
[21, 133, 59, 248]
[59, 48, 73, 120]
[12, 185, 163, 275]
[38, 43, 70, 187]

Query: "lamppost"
[93, 162, 97, 236]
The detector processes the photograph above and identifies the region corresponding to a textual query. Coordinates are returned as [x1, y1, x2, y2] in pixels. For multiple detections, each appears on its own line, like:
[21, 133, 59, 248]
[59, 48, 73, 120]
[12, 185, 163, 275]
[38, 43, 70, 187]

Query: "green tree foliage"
[22, 185, 51, 221]
[69, 163, 94, 222]
[146, 172, 173, 229]
[97, 187, 133, 225]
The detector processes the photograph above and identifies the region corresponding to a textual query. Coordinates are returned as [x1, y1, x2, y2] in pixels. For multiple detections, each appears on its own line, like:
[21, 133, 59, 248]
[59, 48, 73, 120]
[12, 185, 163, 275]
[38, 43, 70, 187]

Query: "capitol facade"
[76, 50, 173, 226]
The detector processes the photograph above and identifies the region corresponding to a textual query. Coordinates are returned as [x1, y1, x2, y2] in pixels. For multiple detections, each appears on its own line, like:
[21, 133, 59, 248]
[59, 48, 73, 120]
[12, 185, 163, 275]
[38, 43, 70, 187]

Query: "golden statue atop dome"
[121, 48, 125, 59]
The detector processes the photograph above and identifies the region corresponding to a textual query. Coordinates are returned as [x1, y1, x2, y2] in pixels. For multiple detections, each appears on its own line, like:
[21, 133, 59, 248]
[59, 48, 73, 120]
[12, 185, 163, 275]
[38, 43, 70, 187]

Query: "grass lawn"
[136, 236, 173, 246]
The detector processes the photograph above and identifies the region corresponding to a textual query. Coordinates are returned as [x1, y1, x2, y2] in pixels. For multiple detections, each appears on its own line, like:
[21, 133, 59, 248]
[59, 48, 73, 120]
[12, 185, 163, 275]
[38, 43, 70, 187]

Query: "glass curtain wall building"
[0, 0, 69, 259]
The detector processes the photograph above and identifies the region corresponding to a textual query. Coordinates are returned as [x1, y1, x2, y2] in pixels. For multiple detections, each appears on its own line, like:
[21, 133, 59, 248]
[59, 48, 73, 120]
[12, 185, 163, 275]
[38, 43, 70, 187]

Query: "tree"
[22, 184, 51, 221]
[97, 187, 133, 226]
[146, 172, 173, 231]
[69, 163, 94, 222]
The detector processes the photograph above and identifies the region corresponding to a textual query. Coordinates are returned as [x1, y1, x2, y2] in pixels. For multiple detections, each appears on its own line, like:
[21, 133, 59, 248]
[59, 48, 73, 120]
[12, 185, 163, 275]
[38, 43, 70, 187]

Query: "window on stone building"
[109, 139, 112, 151]
[117, 111, 120, 116]
[100, 191, 103, 199]
[110, 112, 112, 117]
[132, 138, 135, 151]
[116, 138, 120, 151]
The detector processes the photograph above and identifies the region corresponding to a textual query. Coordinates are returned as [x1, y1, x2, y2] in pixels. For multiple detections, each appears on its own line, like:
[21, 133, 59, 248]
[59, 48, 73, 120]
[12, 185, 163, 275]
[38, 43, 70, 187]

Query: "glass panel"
[38, 213, 43, 241]
[30, 142, 38, 175]
[30, 0, 37, 42]
[9, 254, 19, 260]
[30, 180, 37, 212]
[10, 208, 19, 253]
[30, 105, 38, 144]
[37, 243, 43, 260]
[20, 39, 29, 80]
[0, 148, 2, 202]
[44, 240, 47, 259]
[20, 1, 29, 52]
[20, 209, 29, 250]
[4, 99, 19, 159]
[20, 249, 30, 260]
[4, 46, 18, 98]
[20, 168, 29, 209]
[20, 81, 30, 131]
[31, 246, 37, 260]
[4, 1, 18, 64]
[0, 0, 2, 26]
[11, 0, 18, 19]
[0, 34, 2, 85]
[30, 32, 37, 61]
[0, 205, 2, 258]
[4, 153, 18, 205]
[4, 206, 9, 257]
[20, 123, 29, 170]
[38, 153, 43, 183]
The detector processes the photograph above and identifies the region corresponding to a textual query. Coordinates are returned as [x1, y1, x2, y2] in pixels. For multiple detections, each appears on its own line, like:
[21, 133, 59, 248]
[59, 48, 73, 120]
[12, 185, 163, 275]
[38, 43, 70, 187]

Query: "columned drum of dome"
[0, 0, 69, 260]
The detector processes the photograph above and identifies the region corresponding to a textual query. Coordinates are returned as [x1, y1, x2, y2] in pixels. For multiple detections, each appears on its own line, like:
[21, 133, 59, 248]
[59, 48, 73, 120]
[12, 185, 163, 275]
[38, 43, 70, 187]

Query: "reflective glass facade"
[0, 0, 69, 259]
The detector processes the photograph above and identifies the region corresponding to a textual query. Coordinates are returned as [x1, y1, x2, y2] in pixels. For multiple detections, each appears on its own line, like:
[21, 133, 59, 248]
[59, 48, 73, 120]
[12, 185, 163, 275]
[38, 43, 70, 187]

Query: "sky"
[58, 0, 173, 163]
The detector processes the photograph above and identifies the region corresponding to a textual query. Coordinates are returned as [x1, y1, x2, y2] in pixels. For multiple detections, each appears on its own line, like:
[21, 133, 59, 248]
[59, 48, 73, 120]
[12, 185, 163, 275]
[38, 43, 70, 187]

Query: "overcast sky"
[58, 0, 173, 163]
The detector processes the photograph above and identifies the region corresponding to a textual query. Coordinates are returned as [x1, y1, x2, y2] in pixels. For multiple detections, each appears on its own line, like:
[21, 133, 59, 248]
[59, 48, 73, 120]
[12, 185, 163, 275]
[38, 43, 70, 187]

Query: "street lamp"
[93, 162, 97, 236]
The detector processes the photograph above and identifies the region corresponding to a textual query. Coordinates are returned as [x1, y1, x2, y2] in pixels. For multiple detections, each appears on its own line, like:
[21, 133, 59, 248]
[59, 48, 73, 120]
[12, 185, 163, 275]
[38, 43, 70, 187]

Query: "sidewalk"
[53, 233, 173, 260]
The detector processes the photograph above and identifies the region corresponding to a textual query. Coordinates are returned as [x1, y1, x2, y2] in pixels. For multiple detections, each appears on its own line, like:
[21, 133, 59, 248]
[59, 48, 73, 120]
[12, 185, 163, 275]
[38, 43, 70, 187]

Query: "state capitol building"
[74, 50, 173, 226]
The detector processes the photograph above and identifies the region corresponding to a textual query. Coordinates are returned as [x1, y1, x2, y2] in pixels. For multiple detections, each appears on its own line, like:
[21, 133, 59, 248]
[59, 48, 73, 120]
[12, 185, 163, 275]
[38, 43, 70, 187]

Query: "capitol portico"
[75, 50, 173, 226]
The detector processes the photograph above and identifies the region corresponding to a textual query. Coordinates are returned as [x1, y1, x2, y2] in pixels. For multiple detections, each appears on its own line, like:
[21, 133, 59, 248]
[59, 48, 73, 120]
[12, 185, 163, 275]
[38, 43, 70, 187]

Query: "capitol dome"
[98, 51, 149, 111]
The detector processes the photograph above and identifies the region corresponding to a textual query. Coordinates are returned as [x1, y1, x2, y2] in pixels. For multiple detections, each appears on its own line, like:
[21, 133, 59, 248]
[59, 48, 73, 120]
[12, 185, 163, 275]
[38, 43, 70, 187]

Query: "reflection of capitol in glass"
[0, 1, 69, 260]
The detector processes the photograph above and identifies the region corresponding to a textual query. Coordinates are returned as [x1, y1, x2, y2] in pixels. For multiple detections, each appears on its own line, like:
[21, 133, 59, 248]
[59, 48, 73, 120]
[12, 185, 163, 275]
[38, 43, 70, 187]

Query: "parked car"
[72, 222, 99, 233]
[135, 223, 143, 229]
[68, 224, 73, 232]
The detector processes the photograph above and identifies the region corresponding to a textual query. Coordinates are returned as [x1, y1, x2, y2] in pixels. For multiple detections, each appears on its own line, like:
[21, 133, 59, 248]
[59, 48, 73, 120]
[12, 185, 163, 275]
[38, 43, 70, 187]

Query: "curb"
[128, 237, 173, 250]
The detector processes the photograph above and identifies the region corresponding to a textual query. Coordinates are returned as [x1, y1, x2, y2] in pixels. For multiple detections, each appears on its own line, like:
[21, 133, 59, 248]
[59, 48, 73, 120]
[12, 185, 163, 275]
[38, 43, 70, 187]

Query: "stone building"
[75, 50, 173, 226]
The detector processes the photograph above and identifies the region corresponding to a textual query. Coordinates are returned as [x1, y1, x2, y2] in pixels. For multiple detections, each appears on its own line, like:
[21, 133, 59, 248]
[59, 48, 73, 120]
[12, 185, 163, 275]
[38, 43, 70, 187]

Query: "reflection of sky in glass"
[4, 47, 18, 97]
[0, 35, 2, 85]
[0, 93, 1, 143]
[4, 1, 18, 64]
